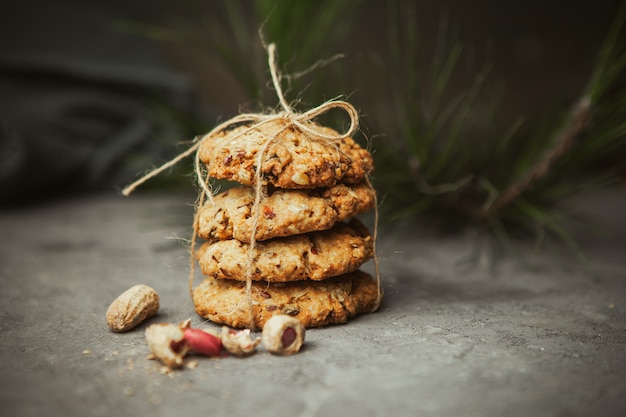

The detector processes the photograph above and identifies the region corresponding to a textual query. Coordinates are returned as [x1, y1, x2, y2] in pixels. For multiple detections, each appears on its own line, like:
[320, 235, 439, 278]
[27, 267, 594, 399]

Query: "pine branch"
[470, 96, 592, 222]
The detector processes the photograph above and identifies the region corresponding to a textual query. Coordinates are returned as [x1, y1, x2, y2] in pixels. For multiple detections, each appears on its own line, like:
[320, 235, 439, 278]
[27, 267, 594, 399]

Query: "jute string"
[122, 43, 382, 329]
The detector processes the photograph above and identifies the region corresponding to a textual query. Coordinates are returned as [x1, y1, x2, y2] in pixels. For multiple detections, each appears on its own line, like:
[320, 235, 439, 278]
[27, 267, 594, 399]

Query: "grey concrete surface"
[1, 189, 625, 417]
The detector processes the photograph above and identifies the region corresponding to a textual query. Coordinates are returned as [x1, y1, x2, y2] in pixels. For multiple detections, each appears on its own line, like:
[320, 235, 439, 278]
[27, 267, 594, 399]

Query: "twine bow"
[122, 43, 381, 329]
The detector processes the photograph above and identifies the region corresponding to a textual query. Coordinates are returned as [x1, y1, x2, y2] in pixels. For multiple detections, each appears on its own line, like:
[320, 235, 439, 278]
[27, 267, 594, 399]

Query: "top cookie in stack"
[191, 117, 381, 329]
[197, 118, 373, 189]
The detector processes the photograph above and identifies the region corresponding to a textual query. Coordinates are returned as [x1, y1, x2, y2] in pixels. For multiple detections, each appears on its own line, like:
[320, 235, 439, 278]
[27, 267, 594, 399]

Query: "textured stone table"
[1, 189, 625, 417]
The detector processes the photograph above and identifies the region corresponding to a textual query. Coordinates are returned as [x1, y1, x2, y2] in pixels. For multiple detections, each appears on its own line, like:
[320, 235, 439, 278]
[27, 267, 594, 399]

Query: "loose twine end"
[122, 43, 381, 329]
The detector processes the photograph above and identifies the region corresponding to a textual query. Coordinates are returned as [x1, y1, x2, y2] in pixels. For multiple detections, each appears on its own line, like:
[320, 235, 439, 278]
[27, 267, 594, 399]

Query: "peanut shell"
[106, 284, 160, 332]
[261, 315, 305, 355]
[221, 327, 261, 357]
[145, 322, 189, 368]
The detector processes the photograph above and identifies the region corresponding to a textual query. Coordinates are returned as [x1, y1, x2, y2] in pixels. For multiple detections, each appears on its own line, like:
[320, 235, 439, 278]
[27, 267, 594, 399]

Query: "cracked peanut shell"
[262, 315, 305, 355]
[145, 322, 189, 368]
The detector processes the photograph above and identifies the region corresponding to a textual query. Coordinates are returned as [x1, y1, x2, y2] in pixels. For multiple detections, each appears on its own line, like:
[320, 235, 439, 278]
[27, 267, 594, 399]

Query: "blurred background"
[1, 0, 624, 250]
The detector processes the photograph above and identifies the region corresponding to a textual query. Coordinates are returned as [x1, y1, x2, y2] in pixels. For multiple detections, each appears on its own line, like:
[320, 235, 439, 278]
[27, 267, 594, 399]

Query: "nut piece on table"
[145, 322, 189, 368]
[183, 327, 222, 357]
[261, 315, 305, 355]
[106, 284, 160, 332]
[221, 327, 261, 357]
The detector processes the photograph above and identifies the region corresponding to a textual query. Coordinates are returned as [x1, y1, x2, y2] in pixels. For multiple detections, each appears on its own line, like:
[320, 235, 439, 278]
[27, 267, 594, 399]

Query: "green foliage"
[377, 0, 626, 249]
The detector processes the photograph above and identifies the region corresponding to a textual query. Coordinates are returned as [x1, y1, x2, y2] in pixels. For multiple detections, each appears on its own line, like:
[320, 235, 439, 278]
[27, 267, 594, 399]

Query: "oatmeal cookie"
[197, 220, 373, 282]
[197, 118, 374, 189]
[192, 270, 380, 328]
[196, 181, 376, 242]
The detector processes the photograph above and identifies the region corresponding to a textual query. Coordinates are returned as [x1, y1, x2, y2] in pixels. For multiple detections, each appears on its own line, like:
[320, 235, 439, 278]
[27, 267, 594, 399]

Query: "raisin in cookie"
[192, 270, 380, 329]
[196, 181, 375, 242]
[197, 220, 373, 282]
[198, 118, 374, 189]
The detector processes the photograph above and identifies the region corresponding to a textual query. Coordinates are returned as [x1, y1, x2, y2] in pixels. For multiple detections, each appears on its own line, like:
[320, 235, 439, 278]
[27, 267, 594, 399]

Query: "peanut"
[106, 284, 159, 332]
[145, 321, 189, 368]
[183, 328, 222, 357]
[290, 172, 310, 186]
[221, 327, 261, 357]
[261, 315, 305, 355]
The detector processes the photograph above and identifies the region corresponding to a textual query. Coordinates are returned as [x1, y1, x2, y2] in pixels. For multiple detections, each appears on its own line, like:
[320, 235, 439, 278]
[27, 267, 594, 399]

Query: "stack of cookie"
[191, 118, 380, 329]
